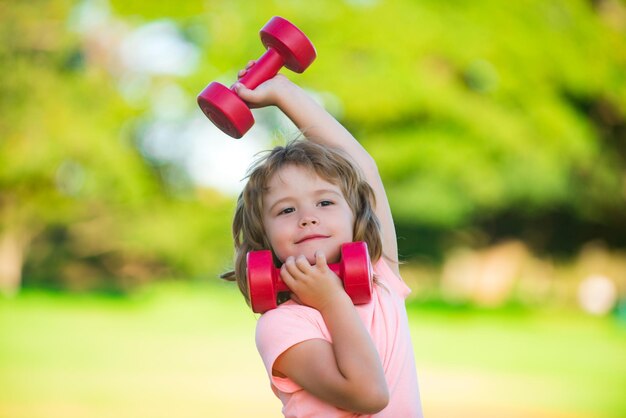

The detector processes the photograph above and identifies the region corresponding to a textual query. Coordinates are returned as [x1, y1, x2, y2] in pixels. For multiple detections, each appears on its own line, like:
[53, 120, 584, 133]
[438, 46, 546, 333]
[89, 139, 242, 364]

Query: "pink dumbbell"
[246, 242, 373, 313]
[197, 16, 317, 138]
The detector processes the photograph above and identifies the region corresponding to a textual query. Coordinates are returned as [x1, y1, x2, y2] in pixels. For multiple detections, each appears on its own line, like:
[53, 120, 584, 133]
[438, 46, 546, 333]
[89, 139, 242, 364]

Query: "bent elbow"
[369, 388, 390, 414]
[355, 385, 389, 414]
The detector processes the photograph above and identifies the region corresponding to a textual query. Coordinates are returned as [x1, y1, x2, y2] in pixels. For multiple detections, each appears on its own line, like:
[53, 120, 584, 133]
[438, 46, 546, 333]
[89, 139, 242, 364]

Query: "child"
[223, 62, 423, 417]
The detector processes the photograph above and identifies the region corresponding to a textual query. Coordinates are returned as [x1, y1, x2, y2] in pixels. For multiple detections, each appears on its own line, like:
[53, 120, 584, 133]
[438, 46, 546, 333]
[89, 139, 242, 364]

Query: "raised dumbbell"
[246, 241, 373, 313]
[197, 16, 317, 139]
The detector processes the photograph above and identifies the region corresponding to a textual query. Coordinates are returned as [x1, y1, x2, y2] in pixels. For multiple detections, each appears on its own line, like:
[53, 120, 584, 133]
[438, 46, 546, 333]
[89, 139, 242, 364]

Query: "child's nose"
[299, 215, 319, 227]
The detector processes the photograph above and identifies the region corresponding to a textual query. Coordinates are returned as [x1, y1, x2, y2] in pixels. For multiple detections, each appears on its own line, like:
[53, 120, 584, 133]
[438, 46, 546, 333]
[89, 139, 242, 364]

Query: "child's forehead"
[268, 163, 331, 185]
[263, 164, 343, 195]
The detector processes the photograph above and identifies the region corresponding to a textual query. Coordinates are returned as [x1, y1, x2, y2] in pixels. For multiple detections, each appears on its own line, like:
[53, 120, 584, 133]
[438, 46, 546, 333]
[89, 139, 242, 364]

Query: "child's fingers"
[233, 82, 255, 101]
[237, 61, 256, 79]
[282, 256, 306, 281]
[290, 293, 303, 305]
[314, 251, 328, 269]
[236, 61, 256, 79]
[280, 258, 296, 287]
[294, 254, 312, 273]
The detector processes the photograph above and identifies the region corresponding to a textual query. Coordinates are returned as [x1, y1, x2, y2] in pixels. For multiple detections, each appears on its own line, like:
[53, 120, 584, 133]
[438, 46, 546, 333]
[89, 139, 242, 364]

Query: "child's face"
[262, 164, 354, 265]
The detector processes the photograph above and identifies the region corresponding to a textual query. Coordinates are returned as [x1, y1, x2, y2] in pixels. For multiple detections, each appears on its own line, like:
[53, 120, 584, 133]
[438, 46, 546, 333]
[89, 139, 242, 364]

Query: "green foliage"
[185, 0, 626, 252]
[0, 0, 233, 292]
[1, 0, 625, 291]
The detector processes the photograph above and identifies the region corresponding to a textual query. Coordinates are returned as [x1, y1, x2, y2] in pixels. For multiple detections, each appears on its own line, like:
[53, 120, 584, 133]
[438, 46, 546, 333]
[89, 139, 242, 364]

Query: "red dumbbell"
[246, 242, 373, 313]
[197, 16, 317, 139]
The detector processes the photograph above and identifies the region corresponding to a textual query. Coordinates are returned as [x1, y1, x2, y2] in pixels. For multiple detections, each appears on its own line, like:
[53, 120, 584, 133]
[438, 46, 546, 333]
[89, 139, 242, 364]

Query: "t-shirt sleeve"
[255, 302, 329, 393]
[375, 258, 412, 300]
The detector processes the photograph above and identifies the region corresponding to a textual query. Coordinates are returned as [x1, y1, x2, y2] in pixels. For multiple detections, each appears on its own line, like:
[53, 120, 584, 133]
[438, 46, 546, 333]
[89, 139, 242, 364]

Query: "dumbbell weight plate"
[341, 242, 373, 305]
[247, 250, 279, 313]
[260, 16, 316, 74]
[197, 82, 254, 139]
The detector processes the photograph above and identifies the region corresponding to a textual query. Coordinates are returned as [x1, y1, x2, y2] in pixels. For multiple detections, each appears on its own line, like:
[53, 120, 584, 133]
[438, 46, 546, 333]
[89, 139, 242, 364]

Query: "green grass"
[1, 283, 625, 418]
[408, 303, 626, 417]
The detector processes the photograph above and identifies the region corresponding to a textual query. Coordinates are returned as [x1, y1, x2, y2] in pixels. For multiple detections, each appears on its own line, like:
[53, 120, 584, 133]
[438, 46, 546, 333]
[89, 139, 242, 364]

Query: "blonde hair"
[222, 140, 383, 309]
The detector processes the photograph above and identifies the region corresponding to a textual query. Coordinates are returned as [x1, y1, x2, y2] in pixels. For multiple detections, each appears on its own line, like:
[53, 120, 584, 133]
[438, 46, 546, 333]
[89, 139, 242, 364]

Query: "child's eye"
[319, 200, 334, 207]
[278, 207, 295, 215]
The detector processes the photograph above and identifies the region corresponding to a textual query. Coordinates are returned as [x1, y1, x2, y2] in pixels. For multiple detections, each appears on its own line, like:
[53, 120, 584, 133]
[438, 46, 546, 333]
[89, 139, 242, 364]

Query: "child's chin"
[296, 251, 341, 266]
[306, 248, 341, 265]
[297, 251, 319, 265]
[284, 243, 342, 265]
[318, 251, 342, 265]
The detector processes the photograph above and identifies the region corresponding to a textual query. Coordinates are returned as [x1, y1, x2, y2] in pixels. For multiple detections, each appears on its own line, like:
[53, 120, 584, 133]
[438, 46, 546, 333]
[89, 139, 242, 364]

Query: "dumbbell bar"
[247, 242, 373, 313]
[197, 16, 316, 138]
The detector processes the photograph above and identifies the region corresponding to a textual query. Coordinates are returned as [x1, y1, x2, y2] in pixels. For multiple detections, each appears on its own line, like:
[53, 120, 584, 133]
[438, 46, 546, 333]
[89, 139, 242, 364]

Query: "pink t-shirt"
[255, 258, 423, 417]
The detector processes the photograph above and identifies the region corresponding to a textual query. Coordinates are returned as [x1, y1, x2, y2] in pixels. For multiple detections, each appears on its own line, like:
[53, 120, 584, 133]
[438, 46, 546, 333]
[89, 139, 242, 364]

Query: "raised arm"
[236, 74, 392, 413]
[235, 74, 400, 276]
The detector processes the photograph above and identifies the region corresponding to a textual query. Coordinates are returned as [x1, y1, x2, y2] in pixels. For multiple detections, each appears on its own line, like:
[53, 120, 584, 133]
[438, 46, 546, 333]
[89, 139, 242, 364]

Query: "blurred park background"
[1, 0, 626, 417]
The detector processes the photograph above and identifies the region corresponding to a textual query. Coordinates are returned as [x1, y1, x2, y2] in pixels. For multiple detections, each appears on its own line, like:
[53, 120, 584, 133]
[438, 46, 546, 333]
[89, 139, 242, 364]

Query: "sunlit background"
[1, 0, 625, 417]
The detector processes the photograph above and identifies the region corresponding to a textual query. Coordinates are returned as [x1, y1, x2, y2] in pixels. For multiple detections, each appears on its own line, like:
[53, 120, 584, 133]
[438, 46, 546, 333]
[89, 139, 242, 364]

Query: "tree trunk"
[0, 230, 30, 297]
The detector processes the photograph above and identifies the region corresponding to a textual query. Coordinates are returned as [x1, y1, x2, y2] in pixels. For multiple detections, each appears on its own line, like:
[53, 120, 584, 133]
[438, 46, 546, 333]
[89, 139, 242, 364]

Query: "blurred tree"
[2, 0, 625, 293]
[0, 0, 232, 294]
[189, 0, 626, 259]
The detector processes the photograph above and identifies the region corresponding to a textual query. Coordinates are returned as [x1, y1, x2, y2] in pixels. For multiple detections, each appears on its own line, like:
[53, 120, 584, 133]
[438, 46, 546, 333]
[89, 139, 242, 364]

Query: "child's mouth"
[295, 235, 328, 244]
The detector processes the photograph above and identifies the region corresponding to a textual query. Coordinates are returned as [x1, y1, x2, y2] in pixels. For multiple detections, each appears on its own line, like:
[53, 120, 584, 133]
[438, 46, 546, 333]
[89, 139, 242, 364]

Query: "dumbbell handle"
[273, 263, 344, 293]
[235, 48, 284, 91]
[247, 242, 372, 313]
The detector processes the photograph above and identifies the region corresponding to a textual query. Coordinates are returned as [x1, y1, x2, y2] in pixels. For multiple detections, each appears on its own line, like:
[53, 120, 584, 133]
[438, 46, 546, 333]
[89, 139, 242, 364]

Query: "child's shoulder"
[373, 257, 412, 299]
[255, 301, 330, 362]
[257, 300, 323, 330]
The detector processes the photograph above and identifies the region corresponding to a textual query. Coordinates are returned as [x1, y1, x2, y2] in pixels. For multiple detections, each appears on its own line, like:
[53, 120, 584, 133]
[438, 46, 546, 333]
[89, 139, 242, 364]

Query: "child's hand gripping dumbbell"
[246, 242, 373, 313]
[197, 16, 316, 139]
